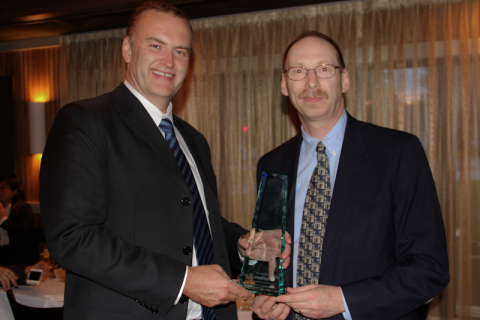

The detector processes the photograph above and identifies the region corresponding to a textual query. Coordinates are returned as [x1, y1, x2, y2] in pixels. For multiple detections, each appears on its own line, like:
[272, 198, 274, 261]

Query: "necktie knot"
[317, 141, 326, 152]
[159, 118, 174, 139]
[316, 142, 328, 163]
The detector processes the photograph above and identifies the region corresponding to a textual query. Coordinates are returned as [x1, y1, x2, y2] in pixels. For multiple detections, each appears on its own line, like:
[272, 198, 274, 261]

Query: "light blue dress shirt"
[293, 110, 352, 320]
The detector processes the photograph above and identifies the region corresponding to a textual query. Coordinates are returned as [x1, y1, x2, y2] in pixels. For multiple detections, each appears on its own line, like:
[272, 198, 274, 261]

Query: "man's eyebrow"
[146, 36, 166, 45]
[176, 45, 191, 53]
[146, 36, 191, 53]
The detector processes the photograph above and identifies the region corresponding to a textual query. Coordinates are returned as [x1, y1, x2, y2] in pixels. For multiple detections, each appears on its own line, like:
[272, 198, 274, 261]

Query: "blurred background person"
[0, 174, 38, 265]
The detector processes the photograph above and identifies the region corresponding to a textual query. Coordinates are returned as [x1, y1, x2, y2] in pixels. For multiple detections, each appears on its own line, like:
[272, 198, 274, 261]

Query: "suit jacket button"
[181, 197, 192, 206]
[183, 246, 192, 255]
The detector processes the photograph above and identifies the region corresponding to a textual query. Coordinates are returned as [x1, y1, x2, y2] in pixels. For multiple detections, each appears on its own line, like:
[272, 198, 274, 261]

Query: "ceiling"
[0, 0, 340, 43]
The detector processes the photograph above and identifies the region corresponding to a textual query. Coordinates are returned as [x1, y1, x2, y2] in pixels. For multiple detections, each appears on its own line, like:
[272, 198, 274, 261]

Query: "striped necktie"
[159, 118, 216, 320]
[296, 142, 331, 320]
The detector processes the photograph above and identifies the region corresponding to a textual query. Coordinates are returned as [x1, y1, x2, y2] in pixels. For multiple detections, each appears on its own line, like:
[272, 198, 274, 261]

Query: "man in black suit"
[40, 2, 254, 319]
[252, 31, 449, 320]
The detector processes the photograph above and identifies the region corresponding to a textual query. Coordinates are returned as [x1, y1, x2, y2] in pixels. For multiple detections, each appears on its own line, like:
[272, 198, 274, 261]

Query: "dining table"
[0, 269, 65, 320]
[1, 270, 255, 320]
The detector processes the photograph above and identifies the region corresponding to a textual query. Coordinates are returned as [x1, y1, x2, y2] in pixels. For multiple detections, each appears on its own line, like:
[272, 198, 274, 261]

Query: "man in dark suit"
[252, 31, 449, 320]
[40, 2, 253, 319]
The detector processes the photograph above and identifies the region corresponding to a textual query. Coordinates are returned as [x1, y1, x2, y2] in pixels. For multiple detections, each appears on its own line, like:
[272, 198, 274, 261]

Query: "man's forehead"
[139, 11, 188, 31]
[286, 36, 338, 65]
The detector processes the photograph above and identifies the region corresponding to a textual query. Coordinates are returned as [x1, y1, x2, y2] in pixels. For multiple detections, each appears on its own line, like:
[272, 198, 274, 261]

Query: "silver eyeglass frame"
[284, 64, 343, 81]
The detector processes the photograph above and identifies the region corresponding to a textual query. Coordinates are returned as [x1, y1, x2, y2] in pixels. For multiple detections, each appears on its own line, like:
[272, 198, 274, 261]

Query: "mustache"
[298, 88, 328, 100]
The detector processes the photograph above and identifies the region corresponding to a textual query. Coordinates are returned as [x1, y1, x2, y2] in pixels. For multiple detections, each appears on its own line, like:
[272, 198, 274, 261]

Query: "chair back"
[6, 289, 63, 320]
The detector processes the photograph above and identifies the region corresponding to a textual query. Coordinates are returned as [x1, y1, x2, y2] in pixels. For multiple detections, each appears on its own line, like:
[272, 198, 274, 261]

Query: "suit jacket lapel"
[320, 114, 368, 277]
[284, 135, 302, 289]
[111, 84, 186, 183]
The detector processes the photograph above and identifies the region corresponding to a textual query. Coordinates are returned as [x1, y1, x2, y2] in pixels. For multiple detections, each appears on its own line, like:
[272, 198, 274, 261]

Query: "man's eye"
[152, 45, 159, 49]
[294, 69, 303, 74]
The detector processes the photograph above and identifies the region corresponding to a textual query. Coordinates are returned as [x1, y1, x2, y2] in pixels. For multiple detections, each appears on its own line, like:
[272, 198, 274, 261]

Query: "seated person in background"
[0, 260, 48, 291]
[0, 174, 36, 265]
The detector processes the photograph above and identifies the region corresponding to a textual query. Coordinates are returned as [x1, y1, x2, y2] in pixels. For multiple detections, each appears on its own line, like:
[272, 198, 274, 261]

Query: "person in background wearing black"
[0, 174, 36, 265]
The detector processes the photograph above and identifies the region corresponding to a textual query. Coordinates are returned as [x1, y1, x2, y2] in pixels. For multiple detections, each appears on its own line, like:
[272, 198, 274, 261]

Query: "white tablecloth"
[1, 274, 253, 320]
[0, 274, 64, 320]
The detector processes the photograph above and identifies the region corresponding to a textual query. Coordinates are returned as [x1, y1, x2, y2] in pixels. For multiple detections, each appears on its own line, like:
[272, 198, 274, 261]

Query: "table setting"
[0, 245, 65, 320]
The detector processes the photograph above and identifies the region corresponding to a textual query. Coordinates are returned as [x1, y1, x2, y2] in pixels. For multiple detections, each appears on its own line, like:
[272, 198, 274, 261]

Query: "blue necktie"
[159, 118, 216, 320]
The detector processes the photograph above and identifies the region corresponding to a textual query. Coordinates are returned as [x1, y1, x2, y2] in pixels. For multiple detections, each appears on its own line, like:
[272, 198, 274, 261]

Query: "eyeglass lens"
[287, 65, 337, 80]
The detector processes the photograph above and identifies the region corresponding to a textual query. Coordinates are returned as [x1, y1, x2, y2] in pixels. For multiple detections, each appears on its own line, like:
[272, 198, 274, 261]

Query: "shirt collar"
[124, 80, 174, 126]
[301, 110, 347, 155]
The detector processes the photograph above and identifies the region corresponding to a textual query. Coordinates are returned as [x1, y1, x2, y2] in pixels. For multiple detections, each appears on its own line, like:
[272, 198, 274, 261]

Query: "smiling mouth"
[152, 70, 174, 78]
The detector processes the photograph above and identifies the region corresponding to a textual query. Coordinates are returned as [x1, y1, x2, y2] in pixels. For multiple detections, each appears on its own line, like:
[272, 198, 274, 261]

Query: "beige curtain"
[57, 0, 479, 318]
[0, 47, 61, 202]
[60, 29, 126, 107]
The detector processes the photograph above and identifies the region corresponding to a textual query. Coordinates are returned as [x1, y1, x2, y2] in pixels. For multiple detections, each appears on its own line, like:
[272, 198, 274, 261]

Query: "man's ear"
[341, 68, 350, 93]
[122, 37, 132, 64]
[281, 73, 289, 97]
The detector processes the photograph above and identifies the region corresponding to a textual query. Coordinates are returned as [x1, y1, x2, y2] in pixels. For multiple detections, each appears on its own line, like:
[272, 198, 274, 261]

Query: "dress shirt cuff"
[340, 287, 352, 320]
[0, 216, 7, 225]
[175, 265, 189, 305]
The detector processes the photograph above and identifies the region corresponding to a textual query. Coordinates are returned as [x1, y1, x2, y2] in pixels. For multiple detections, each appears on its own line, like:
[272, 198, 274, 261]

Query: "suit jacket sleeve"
[338, 134, 449, 319]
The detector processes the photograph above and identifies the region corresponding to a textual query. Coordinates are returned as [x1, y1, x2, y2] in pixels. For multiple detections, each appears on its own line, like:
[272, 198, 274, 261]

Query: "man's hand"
[252, 295, 291, 320]
[238, 230, 292, 281]
[275, 284, 345, 319]
[183, 264, 252, 307]
[24, 261, 49, 281]
[0, 266, 18, 291]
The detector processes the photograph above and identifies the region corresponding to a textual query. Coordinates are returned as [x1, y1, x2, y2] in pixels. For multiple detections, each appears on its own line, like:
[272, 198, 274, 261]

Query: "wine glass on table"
[39, 243, 56, 279]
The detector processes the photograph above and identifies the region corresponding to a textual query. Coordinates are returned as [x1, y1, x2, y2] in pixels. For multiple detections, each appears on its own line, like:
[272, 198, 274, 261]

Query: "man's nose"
[161, 52, 174, 68]
[306, 69, 320, 89]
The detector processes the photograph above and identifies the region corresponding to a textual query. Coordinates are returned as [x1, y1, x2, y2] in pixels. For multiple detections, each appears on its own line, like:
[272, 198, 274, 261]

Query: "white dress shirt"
[124, 80, 209, 319]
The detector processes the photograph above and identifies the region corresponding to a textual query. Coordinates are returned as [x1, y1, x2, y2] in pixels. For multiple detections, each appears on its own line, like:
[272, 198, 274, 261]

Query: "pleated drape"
[1, 0, 478, 318]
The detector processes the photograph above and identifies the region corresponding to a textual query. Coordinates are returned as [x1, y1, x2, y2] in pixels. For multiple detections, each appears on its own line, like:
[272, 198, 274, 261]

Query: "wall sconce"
[28, 102, 46, 154]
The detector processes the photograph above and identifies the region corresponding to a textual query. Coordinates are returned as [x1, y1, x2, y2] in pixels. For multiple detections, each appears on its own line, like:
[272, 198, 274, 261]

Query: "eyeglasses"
[284, 64, 343, 81]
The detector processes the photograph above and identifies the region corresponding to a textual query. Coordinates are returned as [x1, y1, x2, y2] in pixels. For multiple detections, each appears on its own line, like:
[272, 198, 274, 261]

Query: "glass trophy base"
[240, 257, 286, 296]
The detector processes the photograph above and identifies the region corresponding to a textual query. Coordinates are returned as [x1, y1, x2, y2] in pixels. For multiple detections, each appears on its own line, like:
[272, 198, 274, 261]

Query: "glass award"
[239, 171, 287, 296]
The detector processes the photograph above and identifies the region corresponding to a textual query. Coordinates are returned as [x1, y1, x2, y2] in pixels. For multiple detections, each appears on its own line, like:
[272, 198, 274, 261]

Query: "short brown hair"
[282, 31, 345, 72]
[126, 1, 193, 43]
[1, 173, 24, 205]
